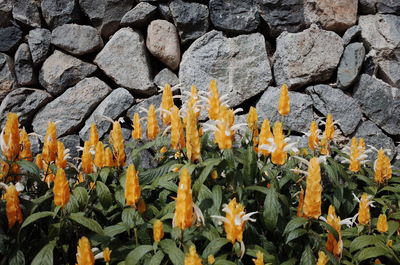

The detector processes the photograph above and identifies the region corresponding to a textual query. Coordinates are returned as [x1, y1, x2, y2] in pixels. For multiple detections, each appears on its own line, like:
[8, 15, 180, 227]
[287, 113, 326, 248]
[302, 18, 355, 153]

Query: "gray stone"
[121, 2, 158, 27]
[39, 50, 97, 95]
[342, 25, 361, 46]
[179, 30, 272, 108]
[169, 0, 209, 44]
[0, 88, 52, 126]
[255, 86, 313, 133]
[378, 58, 400, 88]
[158, 3, 172, 21]
[27, 28, 51, 65]
[209, 0, 259, 34]
[0, 0, 13, 27]
[0, 53, 15, 101]
[94, 28, 154, 95]
[41, 0, 80, 28]
[359, 0, 377, 14]
[51, 24, 104, 56]
[353, 74, 400, 136]
[146, 20, 181, 70]
[14, 43, 35, 87]
[12, 0, 42, 28]
[274, 25, 343, 89]
[354, 120, 396, 160]
[32, 77, 112, 137]
[305, 85, 362, 135]
[258, 0, 307, 37]
[59, 134, 81, 161]
[337, 43, 365, 89]
[154, 68, 179, 88]
[304, 0, 357, 33]
[377, 0, 400, 14]
[79, 87, 134, 141]
[29, 134, 41, 154]
[359, 14, 400, 54]
[0, 26, 23, 53]
[79, 0, 133, 38]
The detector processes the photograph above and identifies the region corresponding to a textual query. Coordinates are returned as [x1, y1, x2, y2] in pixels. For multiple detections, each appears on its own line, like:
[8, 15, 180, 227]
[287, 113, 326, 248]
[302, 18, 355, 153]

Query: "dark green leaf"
[125, 245, 153, 265]
[299, 245, 315, 265]
[242, 146, 257, 186]
[263, 187, 281, 231]
[355, 246, 389, 262]
[350, 235, 384, 253]
[149, 250, 164, 265]
[69, 213, 104, 235]
[9, 250, 25, 265]
[193, 158, 220, 199]
[159, 239, 184, 265]
[31, 241, 56, 265]
[96, 181, 112, 210]
[99, 168, 111, 183]
[20, 211, 53, 230]
[285, 229, 307, 244]
[202, 238, 229, 258]
[104, 223, 130, 237]
[283, 217, 308, 235]
[17, 160, 40, 177]
[122, 208, 144, 228]
[73, 187, 88, 207]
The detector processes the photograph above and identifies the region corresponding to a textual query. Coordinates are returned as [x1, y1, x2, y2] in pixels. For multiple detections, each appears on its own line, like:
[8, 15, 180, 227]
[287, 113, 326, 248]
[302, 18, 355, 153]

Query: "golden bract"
[76, 236, 94, 265]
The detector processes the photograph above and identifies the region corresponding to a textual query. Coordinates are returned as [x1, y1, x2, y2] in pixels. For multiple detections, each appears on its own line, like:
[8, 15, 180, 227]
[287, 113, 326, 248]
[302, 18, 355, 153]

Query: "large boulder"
[12, 0, 42, 28]
[353, 74, 400, 136]
[32, 77, 112, 136]
[169, 0, 209, 44]
[59, 134, 81, 162]
[378, 58, 400, 88]
[39, 50, 97, 95]
[51, 24, 104, 56]
[337, 42, 365, 89]
[121, 2, 158, 28]
[146, 20, 180, 70]
[14, 43, 35, 86]
[255, 86, 313, 133]
[342, 25, 362, 46]
[0, 0, 13, 27]
[41, 0, 80, 28]
[0, 53, 15, 101]
[0, 26, 23, 53]
[79, 87, 134, 140]
[305, 85, 362, 135]
[273, 25, 343, 89]
[179, 30, 272, 108]
[27, 28, 51, 65]
[376, 0, 400, 14]
[209, 0, 259, 34]
[0, 88, 52, 126]
[94, 28, 154, 95]
[154, 68, 179, 88]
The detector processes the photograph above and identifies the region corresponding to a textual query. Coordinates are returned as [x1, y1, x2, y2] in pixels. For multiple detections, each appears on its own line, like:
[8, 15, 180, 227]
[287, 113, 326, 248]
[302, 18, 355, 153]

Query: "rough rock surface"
[378, 58, 400, 88]
[274, 25, 344, 89]
[342, 25, 362, 46]
[0, 26, 23, 53]
[14, 43, 34, 86]
[255, 86, 313, 133]
[27, 28, 51, 65]
[121, 2, 158, 27]
[59, 134, 81, 161]
[39, 50, 97, 95]
[209, 0, 259, 34]
[41, 0, 80, 28]
[377, 0, 400, 14]
[33, 77, 112, 136]
[353, 74, 400, 136]
[169, 0, 209, 44]
[180, 30, 272, 107]
[258, 0, 307, 37]
[95, 28, 154, 95]
[0, 53, 14, 101]
[51, 24, 104, 56]
[12, 0, 42, 28]
[304, 0, 358, 32]
[154, 68, 179, 88]
[337, 43, 365, 89]
[146, 20, 180, 70]
[0, 0, 12, 27]
[79, 87, 134, 140]
[0, 88, 52, 126]
[158, 3, 172, 21]
[306, 85, 362, 135]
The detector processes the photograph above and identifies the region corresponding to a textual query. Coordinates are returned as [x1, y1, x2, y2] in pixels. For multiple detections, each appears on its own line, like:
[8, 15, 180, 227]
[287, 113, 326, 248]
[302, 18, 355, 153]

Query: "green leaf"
[31, 241, 56, 265]
[350, 235, 384, 253]
[20, 211, 53, 230]
[202, 238, 229, 258]
[285, 229, 307, 244]
[17, 160, 40, 177]
[139, 161, 176, 185]
[122, 208, 144, 228]
[211, 185, 222, 210]
[149, 250, 165, 265]
[242, 146, 257, 186]
[125, 245, 153, 265]
[245, 186, 269, 195]
[283, 217, 308, 235]
[355, 246, 389, 262]
[96, 181, 112, 210]
[104, 223, 130, 237]
[73, 187, 88, 207]
[214, 260, 236, 265]
[299, 245, 315, 265]
[281, 258, 297, 265]
[159, 239, 184, 265]
[99, 167, 111, 183]
[69, 213, 104, 235]
[193, 158, 220, 199]
[9, 250, 25, 265]
[263, 187, 281, 231]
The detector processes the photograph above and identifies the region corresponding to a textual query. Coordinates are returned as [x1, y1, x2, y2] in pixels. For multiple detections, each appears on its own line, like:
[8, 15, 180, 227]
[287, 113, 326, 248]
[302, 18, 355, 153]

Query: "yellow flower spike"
[319, 134, 330, 156]
[185, 107, 201, 162]
[103, 247, 111, 263]
[184, 245, 202, 265]
[161, 83, 174, 125]
[81, 141, 94, 174]
[374, 149, 386, 184]
[44, 173, 55, 186]
[325, 205, 342, 257]
[278, 84, 290, 116]
[207, 255, 215, 264]
[103, 147, 114, 167]
[173, 168, 194, 230]
[109, 121, 125, 167]
[358, 193, 371, 225]
[208, 80, 220, 120]
[1, 113, 20, 161]
[19, 129, 32, 161]
[258, 119, 273, 157]
[4, 184, 23, 228]
[147, 104, 159, 140]
[131, 113, 142, 140]
[377, 214, 388, 233]
[271, 122, 288, 165]
[0, 160, 10, 179]
[324, 114, 334, 141]
[42, 122, 57, 164]
[53, 168, 70, 208]
[252, 251, 264, 265]
[374, 259, 382, 264]
[89, 123, 99, 149]
[153, 219, 164, 242]
[170, 106, 185, 150]
[94, 141, 104, 168]
[349, 138, 361, 172]
[55, 141, 67, 169]
[383, 154, 392, 182]
[247, 107, 259, 148]
[124, 164, 141, 207]
[308, 121, 319, 151]
[76, 236, 95, 265]
[296, 187, 305, 217]
[137, 198, 146, 213]
[303, 157, 322, 219]
[316, 251, 329, 265]
[189, 85, 200, 120]
[211, 170, 218, 180]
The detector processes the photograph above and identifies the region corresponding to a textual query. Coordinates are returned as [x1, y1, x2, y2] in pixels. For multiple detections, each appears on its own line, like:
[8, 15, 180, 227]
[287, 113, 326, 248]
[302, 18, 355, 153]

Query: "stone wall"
[0, 0, 399, 160]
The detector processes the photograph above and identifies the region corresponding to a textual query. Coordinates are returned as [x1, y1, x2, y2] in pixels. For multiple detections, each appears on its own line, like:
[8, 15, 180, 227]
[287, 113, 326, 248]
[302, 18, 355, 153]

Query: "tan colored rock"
[146, 20, 181, 70]
[305, 0, 358, 33]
